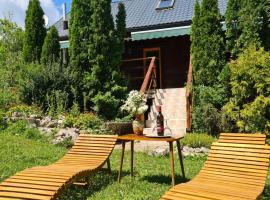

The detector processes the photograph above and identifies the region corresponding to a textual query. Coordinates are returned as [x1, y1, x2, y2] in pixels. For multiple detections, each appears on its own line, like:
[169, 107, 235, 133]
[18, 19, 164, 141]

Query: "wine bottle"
[156, 106, 164, 136]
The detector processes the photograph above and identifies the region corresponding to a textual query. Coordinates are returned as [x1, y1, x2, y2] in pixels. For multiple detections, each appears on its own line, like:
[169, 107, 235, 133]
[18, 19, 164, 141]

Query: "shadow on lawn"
[142, 175, 189, 185]
[261, 185, 270, 200]
[58, 170, 126, 200]
[58, 171, 130, 200]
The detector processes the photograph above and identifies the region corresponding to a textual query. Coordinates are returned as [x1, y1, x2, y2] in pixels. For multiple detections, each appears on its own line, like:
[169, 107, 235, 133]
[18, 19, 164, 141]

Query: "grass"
[0, 134, 269, 200]
[181, 133, 217, 148]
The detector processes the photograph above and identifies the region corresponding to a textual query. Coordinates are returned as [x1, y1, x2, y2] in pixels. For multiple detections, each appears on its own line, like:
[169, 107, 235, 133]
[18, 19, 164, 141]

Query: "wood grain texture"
[160, 133, 270, 200]
[0, 134, 117, 200]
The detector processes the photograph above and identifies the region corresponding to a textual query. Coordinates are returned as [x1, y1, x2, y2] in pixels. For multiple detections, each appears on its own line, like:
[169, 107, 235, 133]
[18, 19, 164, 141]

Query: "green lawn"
[0, 134, 270, 200]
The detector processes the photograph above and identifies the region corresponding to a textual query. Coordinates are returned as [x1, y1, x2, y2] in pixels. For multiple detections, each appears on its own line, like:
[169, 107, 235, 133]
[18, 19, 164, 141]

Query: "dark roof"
[54, 0, 228, 39]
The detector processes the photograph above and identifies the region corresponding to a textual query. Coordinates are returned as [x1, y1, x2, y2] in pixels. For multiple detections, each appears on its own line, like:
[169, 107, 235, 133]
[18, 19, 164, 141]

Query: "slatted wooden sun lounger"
[0, 134, 117, 200]
[160, 133, 270, 200]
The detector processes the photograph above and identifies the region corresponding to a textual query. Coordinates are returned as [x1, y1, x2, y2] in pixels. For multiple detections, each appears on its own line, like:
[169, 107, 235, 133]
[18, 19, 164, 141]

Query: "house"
[54, 0, 227, 134]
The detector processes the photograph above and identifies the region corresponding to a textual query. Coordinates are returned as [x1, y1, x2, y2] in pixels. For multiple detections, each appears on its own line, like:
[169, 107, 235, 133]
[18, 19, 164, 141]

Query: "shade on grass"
[0, 135, 269, 199]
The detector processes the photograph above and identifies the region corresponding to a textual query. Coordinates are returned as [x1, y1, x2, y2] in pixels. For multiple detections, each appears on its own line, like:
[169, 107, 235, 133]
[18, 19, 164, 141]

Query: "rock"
[38, 127, 53, 135]
[53, 128, 80, 144]
[29, 114, 39, 119]
[40, 116, 52, 127]
[148, 147, 169, 157]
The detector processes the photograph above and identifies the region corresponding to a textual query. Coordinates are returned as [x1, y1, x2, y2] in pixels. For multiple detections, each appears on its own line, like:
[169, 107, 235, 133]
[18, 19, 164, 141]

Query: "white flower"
[121, 90, 148, 115]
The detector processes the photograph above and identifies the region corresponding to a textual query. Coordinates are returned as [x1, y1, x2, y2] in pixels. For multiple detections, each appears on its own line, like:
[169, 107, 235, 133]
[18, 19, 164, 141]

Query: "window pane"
[157, 0, 174, 10]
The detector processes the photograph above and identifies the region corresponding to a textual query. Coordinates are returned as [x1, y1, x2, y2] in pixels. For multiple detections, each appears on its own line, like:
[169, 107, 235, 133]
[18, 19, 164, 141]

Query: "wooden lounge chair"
[0, 134, 117, 200]
[160, 133, 270, 200]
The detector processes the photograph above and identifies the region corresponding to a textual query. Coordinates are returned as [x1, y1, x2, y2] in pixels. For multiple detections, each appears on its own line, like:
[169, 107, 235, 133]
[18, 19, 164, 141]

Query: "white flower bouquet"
[121, 90, 148, 116]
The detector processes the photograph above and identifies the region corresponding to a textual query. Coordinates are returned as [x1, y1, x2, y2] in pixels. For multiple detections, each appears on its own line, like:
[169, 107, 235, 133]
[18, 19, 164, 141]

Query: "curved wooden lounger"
[0, 134, 117, 200]
[161, 133, 270, 200]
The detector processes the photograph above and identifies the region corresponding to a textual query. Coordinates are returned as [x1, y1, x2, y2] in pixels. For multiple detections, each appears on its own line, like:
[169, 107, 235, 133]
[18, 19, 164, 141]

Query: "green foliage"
[191, 0, 228, 135]
[116, 2, 127, 58]
[223, 45, 270, 133]
[225, 0, 242, 58]
[0, 110, 8, 131]
[2, 120, 49, 141]
[69, 0, 92, 71]
[0, 19, 24, 88]
[46, 90, 68, 117]
[0, 88, 19, 111]
[238, 0, 270, 51]
[23, 0, 46, 63]
[182, 133, 217, 148]
[7, 105, 42, 118]
[92, 92, 121, 120]
[19, 62, 75, 112]
[41, 26, 60, 65]
[191, 0, 226, 86]
[63, 113, 103, 130]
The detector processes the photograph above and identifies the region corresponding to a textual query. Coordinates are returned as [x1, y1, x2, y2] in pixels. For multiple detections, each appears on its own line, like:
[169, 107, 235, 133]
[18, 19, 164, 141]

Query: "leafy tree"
[41, 26, 60, 65]
[69, 0, 92, 72]
[23, 0, 46, 63]
[223, 46, 270, 134]
[225, 0, 242, 59]
[0, 19, 24, 87]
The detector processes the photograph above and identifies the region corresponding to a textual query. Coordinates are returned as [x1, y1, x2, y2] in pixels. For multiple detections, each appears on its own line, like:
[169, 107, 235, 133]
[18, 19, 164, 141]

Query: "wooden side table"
[117, 134, 185, 186]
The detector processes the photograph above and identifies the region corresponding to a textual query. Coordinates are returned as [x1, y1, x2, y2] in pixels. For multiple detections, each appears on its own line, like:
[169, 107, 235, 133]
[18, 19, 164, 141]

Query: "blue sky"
[54, 0, 72, 13]
[0, 0, 117, 28]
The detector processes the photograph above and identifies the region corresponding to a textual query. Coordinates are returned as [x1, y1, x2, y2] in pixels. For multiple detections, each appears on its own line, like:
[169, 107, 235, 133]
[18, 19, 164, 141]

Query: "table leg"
[169, 141, 175, 186]
[107, 158, 111, 174]
[176, 140, 185, 180]
[118, 141, 126, 182]
[131, 140, 134, 177]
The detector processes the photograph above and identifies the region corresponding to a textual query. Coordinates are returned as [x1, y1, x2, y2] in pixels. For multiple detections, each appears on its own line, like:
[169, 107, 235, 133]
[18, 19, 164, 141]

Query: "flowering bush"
[121, 90, 148, 116]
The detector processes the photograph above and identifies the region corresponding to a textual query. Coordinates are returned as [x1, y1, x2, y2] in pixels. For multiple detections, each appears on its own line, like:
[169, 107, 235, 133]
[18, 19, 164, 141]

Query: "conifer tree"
[193, 0, 226, 86]
[69, 0, 92, 72]
[41, 26, 60, 65]
[116, 2, 126, 57]
[191, 0, 201, 85]
[225, 0, 242, 59]
[23, 0, 46, 63]
[238, 0, 270, 51]
[87, 0, 116, 92]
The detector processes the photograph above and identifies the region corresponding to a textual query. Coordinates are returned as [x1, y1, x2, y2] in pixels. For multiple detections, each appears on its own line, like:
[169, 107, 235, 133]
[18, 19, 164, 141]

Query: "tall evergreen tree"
[191, 0, 201, 85]
[41, 26, 60, 65]
[225, 0, 242, 59]
[193, 0, 226, 86]
[23, 0, 46, 63]
[69, 0, 92, 71]
[87, 0, 116, 92]
[116, 2, 127, 57]
[238, 0, 270, 51]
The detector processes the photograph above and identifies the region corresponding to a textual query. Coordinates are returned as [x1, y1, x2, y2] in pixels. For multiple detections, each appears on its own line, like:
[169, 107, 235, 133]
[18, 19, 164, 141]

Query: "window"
[156, 0, 175, 10]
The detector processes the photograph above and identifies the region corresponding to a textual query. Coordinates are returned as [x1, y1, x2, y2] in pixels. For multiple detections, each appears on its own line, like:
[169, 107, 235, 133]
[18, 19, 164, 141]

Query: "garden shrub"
[223, 45, 270, 133]
[7, 104, 42, 118]
[92, 92, 122, 120]
[63, 113, 103, 130]
[19, 62, 75, 112]
[1, 120, 49, 141]
[182, 133, 217, 148]
[0, 110, 7, 130]
[0, 88, 19, 110]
